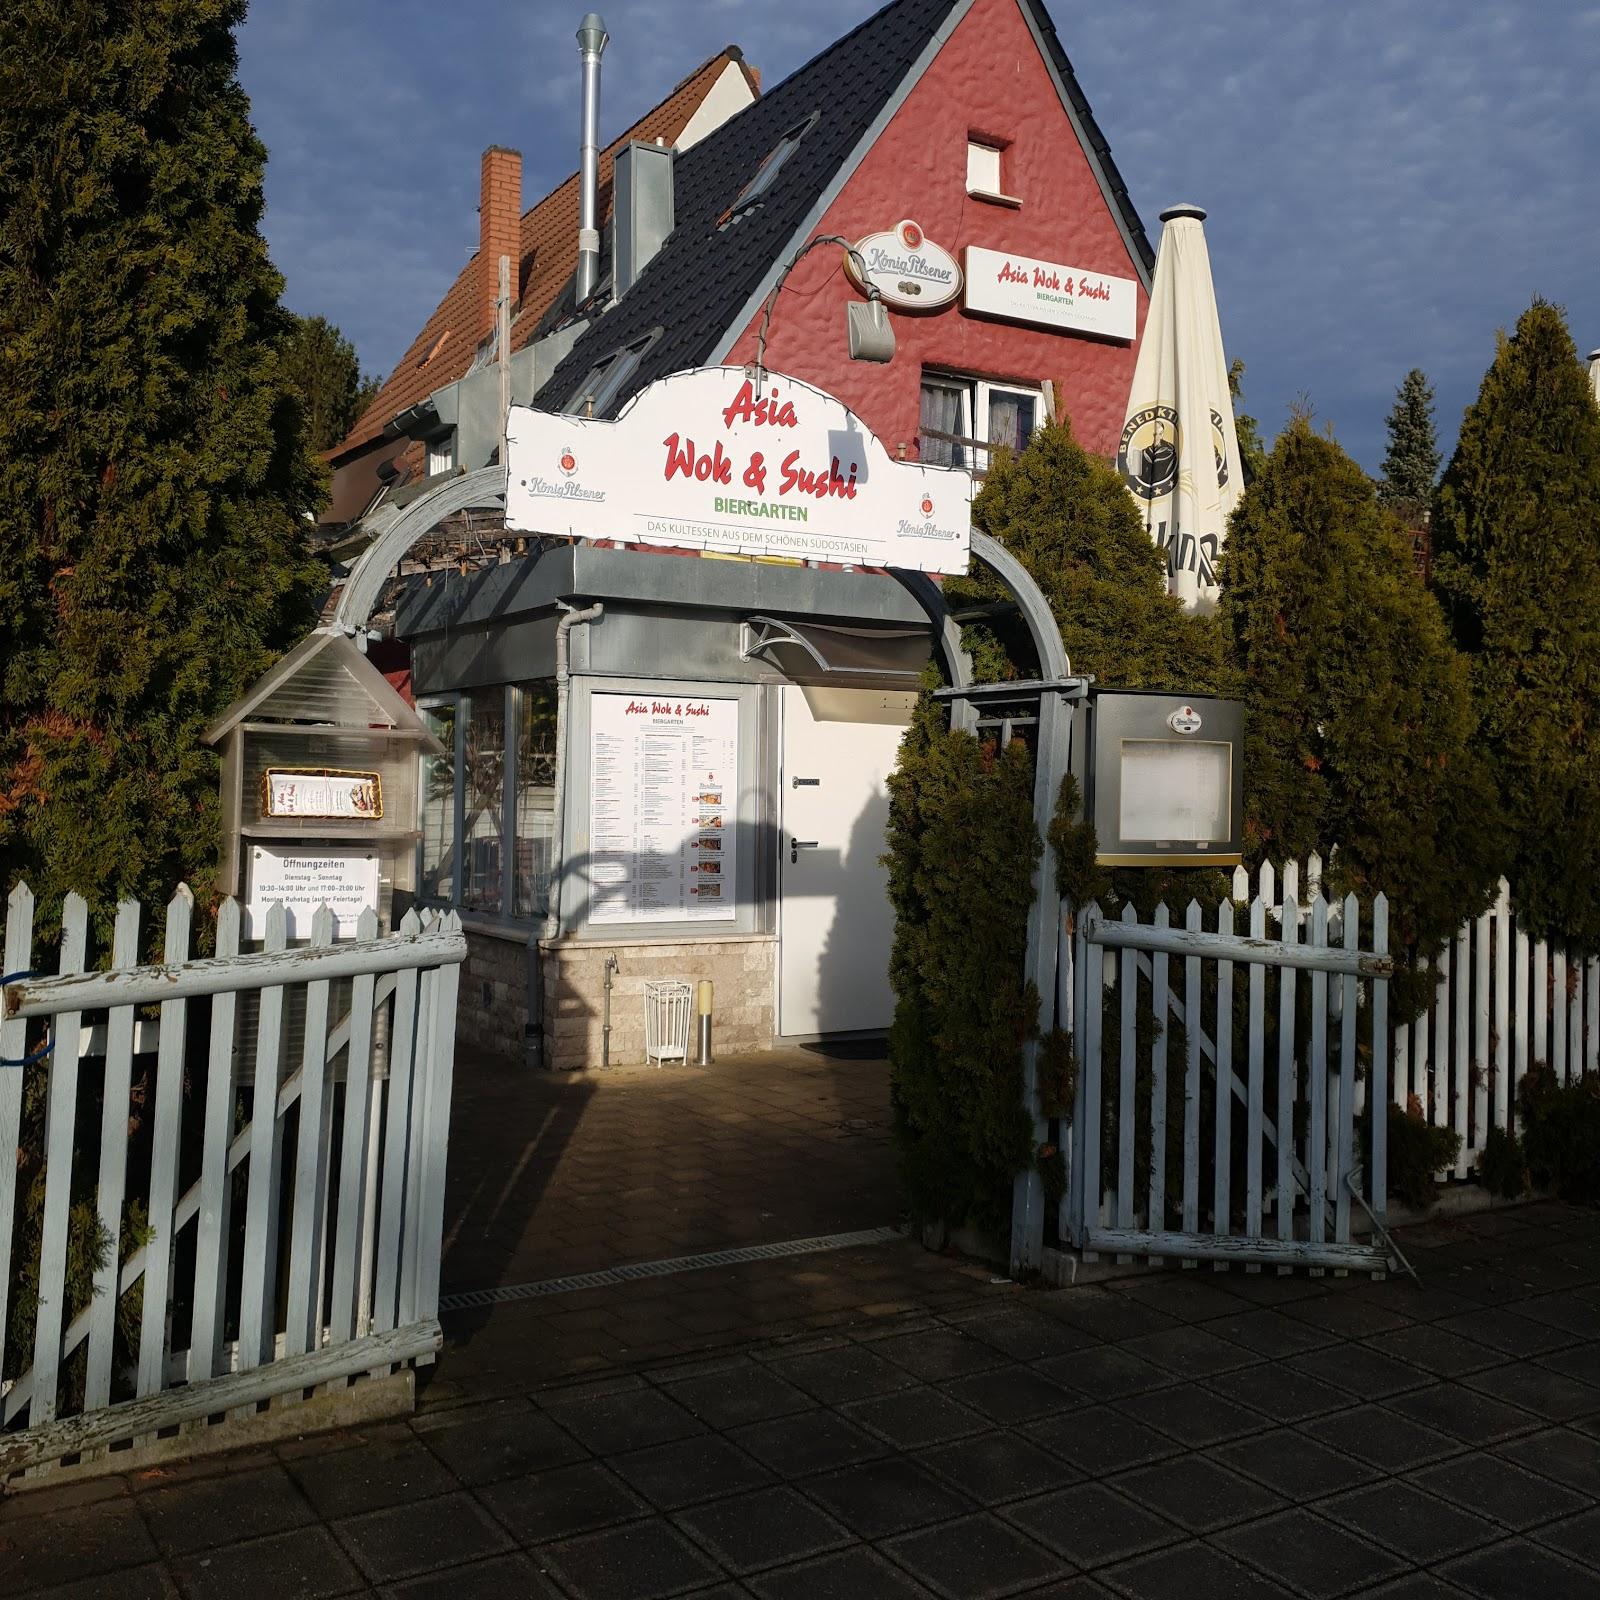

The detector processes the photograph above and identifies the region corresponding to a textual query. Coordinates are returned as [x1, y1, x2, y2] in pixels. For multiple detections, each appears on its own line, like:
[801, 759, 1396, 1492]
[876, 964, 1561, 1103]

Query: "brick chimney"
[479, 146, 522, 338]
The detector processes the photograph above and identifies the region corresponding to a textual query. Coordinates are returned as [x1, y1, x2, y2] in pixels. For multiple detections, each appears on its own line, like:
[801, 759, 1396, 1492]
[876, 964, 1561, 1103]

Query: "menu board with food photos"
[587, 692, 737, 924]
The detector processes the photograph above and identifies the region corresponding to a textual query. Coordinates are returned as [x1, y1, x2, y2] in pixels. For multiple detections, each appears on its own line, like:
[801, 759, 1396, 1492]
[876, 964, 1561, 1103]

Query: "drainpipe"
[575, 14, 609, 306]
[544, 599, 604, 945]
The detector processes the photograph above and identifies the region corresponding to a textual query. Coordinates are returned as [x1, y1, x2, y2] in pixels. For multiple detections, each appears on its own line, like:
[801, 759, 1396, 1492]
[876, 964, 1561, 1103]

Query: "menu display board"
[588, 694, 738, 924]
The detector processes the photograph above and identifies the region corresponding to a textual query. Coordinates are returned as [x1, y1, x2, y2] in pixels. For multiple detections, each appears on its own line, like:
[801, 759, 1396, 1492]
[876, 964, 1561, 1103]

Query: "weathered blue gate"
[0, 886, 465, 1485]
[1063, 889, 1395, 1274]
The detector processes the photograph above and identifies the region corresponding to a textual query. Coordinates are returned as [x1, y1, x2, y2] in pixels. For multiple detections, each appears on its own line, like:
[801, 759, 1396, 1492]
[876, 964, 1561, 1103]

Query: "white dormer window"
[967, 139, 1019, 205]
[426, 435, 455, 477]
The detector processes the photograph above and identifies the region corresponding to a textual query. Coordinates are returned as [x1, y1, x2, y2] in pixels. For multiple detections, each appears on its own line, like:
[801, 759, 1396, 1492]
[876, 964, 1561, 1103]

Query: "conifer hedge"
[1217, 418, 1501, 986]
[0, 0, 325, 922]
[884, 691, 1041, 1233]
[1431, 301, 1600, 947]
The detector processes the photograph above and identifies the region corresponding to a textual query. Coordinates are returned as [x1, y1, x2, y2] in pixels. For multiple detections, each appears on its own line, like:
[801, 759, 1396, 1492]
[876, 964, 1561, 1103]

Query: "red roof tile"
[332, 50, 755, 461]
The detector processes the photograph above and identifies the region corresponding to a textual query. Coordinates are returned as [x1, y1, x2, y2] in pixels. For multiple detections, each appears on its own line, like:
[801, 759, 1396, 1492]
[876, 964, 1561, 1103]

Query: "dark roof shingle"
[537, 0, 1153, 418]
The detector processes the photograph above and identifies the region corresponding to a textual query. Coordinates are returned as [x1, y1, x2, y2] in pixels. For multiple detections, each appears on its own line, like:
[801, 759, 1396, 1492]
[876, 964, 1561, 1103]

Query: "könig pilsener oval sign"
[847, 220, 962, 312]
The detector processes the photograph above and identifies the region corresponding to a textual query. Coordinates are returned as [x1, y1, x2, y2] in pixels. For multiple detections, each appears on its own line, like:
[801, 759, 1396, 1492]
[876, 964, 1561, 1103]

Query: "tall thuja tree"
[1378, 368, 1441, 517]
[283, 313, 381, 454]
[1228, 358, 1269, 488]
[0, 0, 325, 917]
[957, 416, 1235, 694]
[1218, 417, 1500, 980]
[1432, 300, 1600, 945]
[885, 688, 1041, 1234]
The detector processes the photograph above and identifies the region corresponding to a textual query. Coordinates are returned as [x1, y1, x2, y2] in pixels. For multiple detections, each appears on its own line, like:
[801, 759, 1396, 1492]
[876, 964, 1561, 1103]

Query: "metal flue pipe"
[575, 13, 609, 306]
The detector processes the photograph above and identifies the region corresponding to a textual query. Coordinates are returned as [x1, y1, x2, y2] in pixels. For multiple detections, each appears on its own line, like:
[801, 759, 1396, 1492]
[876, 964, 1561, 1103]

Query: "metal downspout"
[543, 601, 604, 946]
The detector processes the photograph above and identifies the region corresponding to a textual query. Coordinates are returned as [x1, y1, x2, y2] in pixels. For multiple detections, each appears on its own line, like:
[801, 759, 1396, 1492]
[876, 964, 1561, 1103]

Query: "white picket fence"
[1231, 859, 1597, 1181]
[0, 884, 465, 1482]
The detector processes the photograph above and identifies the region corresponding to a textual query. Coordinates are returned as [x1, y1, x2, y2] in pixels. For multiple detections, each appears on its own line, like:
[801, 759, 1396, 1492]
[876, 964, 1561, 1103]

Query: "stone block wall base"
[457, 928, 537, 1065]
[541, 936, 777, 1071]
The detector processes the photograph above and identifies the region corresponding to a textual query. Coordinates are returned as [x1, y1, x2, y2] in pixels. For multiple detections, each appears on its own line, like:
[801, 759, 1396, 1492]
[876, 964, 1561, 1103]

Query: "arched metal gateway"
[323, 440, 1085, 1276]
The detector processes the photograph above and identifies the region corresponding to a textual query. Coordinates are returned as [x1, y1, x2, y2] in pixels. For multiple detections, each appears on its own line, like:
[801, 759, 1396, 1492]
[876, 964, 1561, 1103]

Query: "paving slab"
[12, 1053, 1600, 1600]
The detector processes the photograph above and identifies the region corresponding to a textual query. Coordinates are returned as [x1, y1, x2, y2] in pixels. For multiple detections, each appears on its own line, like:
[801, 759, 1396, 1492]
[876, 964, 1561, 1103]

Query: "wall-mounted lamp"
[749, 233, 894, 397]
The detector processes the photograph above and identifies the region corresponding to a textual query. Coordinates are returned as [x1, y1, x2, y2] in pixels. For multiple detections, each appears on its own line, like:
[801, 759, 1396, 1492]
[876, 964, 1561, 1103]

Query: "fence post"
[0, 884, 36, 1381]
[240, 902, 289, 1371]
[331, 907, 380, 1344]
[286, 906, 336, 1357]
[86, 898, 140, 1411]
[1493, 883, 1512, 1134]
[375, 911, 424, 1333]
[1148, 903, 1170, 1238]
[1276, 885, 1300, 1251]
[190, 898, 241, 1382]
[1371, 895, 1389, 1220]
[1246, 897, 1266, 1245]
[1308, 897, 1329, 1250]
[1335, 895, 1360, 1246]
[1182, 900, 1202, 1239]
[1080, 905, 1104, 1258]
[137, 884, 193, 1398]
[30, 895, 88, 1424]
[416, 915, 463, 1321]
[1212, 900, 1235, 1247]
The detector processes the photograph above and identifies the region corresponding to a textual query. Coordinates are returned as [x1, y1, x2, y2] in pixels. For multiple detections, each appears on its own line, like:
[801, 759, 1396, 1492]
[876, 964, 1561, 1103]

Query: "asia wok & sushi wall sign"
[505, 367, 972, 574]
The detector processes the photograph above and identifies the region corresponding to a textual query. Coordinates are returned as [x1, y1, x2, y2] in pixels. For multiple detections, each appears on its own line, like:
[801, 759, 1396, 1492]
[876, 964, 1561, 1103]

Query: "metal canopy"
[740, 616, 929, 688]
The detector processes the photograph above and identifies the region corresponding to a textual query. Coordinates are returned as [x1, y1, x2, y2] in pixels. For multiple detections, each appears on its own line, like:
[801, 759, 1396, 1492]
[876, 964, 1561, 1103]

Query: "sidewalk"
[7, 1202, 1600, 1598]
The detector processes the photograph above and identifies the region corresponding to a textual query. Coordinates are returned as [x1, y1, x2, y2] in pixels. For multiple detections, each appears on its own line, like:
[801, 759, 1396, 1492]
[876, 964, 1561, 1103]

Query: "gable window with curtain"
[919, 373, 1041, 476]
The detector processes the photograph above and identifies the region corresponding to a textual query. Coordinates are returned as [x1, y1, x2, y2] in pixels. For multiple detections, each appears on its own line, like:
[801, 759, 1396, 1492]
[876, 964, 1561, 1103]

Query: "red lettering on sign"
[662, 434, 733, 485]
[721, 378, 799, 430]
[778, 451, 860, 501]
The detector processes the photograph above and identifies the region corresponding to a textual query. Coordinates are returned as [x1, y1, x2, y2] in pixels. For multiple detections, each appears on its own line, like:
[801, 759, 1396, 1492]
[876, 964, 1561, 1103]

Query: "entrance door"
[778, 686, 911, 1037]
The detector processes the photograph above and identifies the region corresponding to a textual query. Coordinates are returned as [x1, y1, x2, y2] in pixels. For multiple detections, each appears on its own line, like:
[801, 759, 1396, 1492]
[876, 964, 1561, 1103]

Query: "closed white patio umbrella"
[1117, 204, 1242, 612]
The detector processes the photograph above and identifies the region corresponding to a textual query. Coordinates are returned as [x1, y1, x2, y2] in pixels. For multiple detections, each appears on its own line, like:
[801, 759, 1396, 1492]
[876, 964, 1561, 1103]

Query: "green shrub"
[1478, 1122, 1527, 1200]
[884, 693, 1043, 1233]
[1384, 1099, 1463, 1211]
[1518, 1064, 1600, 1204]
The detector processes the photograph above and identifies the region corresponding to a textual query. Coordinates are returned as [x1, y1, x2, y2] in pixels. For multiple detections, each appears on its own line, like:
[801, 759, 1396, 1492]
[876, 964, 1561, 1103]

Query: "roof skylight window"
[724, 114, 818, 223]
[570, 328, 662, 417]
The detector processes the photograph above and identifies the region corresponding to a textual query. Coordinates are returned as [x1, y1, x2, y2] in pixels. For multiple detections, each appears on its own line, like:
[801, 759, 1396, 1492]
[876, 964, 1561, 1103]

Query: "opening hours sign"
[506, 367, 973, 574]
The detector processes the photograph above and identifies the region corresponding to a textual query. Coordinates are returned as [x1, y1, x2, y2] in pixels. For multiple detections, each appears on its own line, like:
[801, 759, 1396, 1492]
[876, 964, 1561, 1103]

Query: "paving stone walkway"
[8, 1202, 1600, 1599]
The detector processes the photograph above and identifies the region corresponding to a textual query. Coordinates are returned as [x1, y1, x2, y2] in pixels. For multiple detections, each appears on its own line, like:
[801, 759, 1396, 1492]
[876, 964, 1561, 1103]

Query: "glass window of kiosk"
[419, 701, 457, 901]
[416, 682, 559, 923]
[514, 682, 558, 917]
[462, 691, 505, 914]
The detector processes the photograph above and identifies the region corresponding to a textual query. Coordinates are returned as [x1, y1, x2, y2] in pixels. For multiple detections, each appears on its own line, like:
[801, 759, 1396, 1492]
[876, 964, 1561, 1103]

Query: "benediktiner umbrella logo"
[1118, 405, 1180, 499]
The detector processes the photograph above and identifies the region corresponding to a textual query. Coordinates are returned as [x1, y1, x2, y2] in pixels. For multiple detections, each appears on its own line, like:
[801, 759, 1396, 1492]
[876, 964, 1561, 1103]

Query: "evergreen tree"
[958, 416, 1234, 694]
[1378, 368, 1441, 514]
[283, 313, 381, 454]
[1218, 417, 1500, 966]
[0, 0, 325, 918]
[1228, 358, 1268, 487]
[885, 689, 1041, 1232]
[1432, 300, 1600, 945]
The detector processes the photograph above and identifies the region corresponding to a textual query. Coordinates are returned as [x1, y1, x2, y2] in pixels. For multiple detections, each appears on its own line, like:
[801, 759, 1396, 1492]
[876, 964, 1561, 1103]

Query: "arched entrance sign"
[331, 459, 1085, 1277]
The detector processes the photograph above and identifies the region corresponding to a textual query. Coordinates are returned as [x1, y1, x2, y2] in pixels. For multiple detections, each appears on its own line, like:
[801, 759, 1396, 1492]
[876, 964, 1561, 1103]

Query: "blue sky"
[237, 0, 1600, 472]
